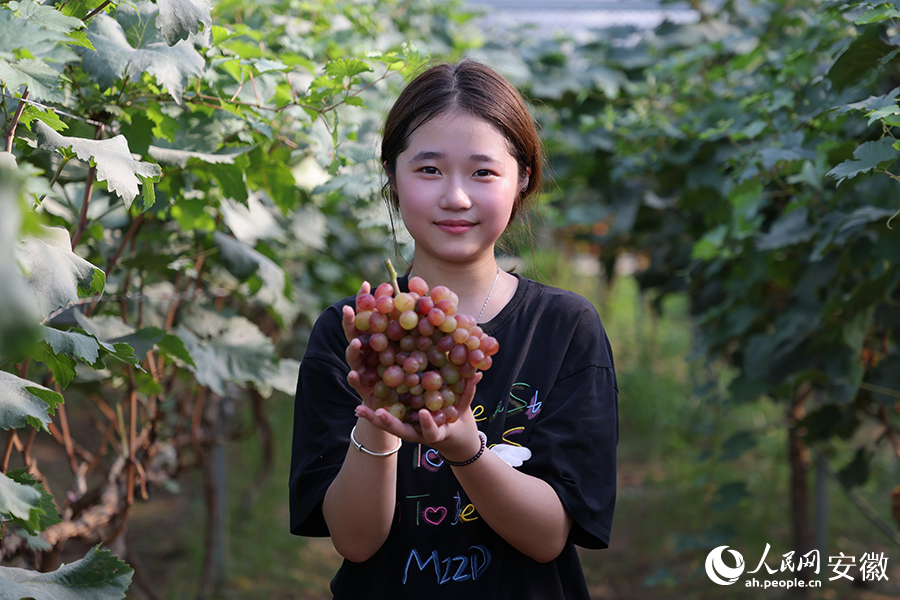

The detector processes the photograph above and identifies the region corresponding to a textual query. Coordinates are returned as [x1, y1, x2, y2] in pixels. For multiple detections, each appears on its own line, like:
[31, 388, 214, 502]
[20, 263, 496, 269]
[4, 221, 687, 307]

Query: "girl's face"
[393, 111, 526, 267]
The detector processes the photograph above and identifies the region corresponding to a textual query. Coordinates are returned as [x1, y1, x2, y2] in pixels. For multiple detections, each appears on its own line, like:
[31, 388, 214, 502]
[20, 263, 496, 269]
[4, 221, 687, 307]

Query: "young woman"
[290, 60, 618, 599]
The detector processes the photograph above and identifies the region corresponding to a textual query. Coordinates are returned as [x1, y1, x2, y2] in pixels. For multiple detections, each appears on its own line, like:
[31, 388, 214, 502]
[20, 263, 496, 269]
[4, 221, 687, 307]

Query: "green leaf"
[855, 3, 900, 24]
[0, 545, 133, 599]
[711, 481, 749, 512]
[837, 449, 871, 488]
[0, 155, 41, 355]
[0, 371, 63, 431]
[35, 121, 162, 208]
[0, 58, 67, 102]
[827, 138, 900, 183]
[755, 207, 814, 250]
[324, 58, 372, 80]
[1, 468, 61, 535]
[137, 173, 157, 212]
[212, 232, 295, 322]
[10, 1, 85, 34]
[78, 5, 205, 104]
[42, 326, 102, 364]
[204, 162, 248, 203]
[33, 342, 77, 389]
[19, 104, 68, 132]
[828, 26, 895, 91]
[148, 145, 249, 169]
[156, 0, 212, 46]
[18, 225, 105, 320]
[0, 470, 43, 530]
[171, 198, 217, 232]
[175, 309, 278, 396]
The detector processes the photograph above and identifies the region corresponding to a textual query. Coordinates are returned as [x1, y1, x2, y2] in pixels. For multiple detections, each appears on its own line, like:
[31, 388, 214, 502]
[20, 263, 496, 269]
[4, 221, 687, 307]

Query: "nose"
[439, 176, 471, 211]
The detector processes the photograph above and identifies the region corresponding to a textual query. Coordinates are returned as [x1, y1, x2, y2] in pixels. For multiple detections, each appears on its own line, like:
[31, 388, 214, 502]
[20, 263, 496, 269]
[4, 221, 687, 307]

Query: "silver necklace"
[477, 266, 501, 323]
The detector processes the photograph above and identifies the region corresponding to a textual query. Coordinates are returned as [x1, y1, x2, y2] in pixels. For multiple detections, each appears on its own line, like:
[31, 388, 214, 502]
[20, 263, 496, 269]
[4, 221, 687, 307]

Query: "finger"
[345, 337, 363, 369]
[416, 409, 444, 445]
[372, 408, 424, 442]
[456, 372, 482, 412]
[342, 305, 358, 342]
[346, 368, 363, 393]
[356, 280, 371, 297]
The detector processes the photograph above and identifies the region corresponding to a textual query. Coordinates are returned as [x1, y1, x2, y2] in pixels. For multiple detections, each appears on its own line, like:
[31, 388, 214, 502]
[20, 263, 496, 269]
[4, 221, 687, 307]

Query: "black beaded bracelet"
[439, 431, 487, 467]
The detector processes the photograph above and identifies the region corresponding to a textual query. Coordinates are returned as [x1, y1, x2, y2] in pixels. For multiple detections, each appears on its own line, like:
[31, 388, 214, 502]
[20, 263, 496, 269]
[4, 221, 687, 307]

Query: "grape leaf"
[35, 121, 161, 208]
[0, 545, 133, 600]
[0, 57, 66, 102]
[0, 155, 41, 355]
[176, 309, 278, 396]
[755, 207, 814, 250]
[42, 326, 102, 364]
[17, 225, 105, 320]
[219, 195, 283, 245]
[1, 469, 61, 535]
[855, 3, 900, 24]
[213, 232, 295, 322]
[828, 26, 895, 91]
[0, 470, 43, 531]
[40, 326, 142, 371]
[148, 145, 249, 168]
[827, 138, 900, 183]
[0, 371, 63, 432]
[78, 5, 205, 104]
[9, 1, 84, 34]
[156, 0, 212, 46]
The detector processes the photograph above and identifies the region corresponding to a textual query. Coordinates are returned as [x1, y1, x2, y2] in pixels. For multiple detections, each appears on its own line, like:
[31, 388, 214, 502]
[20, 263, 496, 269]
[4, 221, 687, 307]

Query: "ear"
[383, 160, 396, 191]
[522, 165, 532, 191]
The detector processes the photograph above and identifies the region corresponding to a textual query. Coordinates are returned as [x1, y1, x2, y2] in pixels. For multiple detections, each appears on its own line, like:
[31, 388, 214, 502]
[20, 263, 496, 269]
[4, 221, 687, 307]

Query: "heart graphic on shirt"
[422, 506, 447, 525]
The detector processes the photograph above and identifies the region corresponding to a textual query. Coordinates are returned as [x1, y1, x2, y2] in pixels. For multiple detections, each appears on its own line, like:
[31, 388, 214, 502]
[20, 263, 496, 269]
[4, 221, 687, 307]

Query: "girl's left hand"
[354, 372, 484, 462]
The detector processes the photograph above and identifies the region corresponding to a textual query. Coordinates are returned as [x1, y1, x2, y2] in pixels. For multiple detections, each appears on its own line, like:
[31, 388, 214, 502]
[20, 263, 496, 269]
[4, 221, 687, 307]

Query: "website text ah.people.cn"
[706, 543, 890, 589]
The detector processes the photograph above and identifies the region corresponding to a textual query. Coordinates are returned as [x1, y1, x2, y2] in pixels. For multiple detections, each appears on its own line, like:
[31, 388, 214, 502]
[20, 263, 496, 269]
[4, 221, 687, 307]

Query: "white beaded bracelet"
[349, 425, 402, 457]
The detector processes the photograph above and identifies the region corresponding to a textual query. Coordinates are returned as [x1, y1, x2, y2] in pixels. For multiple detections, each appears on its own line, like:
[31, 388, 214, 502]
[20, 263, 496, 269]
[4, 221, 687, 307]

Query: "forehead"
[403, 111, 514, 157]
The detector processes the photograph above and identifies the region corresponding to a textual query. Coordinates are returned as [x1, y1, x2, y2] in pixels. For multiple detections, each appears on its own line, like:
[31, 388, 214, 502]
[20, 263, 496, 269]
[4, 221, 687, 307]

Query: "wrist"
[439, 431, 487, 467]
[351, 419, 401, 456]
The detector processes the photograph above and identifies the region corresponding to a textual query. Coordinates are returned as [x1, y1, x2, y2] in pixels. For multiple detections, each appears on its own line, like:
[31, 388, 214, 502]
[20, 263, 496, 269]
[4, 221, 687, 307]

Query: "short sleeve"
[517, 309, 618, 549]
[289, 299, 358, 537]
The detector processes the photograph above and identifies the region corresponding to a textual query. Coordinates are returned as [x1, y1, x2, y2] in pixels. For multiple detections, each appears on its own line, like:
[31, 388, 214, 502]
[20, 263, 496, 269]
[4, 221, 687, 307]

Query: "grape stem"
[385, 259, 401, 296]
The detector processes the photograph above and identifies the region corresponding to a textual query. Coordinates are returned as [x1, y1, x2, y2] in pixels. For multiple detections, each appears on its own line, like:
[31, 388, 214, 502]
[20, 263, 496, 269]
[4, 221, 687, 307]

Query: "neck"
[408, 254, 501, 318]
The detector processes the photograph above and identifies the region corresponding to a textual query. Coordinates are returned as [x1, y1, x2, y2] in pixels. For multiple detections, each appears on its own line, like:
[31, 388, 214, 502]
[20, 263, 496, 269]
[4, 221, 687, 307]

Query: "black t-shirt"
[290, 274, 618, 599]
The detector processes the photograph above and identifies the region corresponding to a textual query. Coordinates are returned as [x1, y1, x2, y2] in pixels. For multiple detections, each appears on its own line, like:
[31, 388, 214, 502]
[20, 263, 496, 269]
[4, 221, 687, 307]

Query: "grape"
[399, 310, 419, 330]
[357, 293, 376, 311]
[369, 332, 388, 352]
[383, 365, 404, 387]
[350, 260, 501, 425]
[409, 276, 429, 296]
[374, 282, 394, 298]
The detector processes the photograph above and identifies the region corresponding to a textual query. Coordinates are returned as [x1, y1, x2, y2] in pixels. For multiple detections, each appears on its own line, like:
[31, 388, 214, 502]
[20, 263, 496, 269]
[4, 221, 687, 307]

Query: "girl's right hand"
[343, 282, 376, 402]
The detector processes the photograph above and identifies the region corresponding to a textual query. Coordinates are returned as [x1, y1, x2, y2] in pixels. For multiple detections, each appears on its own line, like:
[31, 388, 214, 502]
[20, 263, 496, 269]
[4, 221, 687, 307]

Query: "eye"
[420, 166, 440, 175]
[473, 169, 495, 177]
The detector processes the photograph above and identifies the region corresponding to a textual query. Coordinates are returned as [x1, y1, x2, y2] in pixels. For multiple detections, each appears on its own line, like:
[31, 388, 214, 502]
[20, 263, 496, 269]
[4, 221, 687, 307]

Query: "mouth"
[435, 219, 477, 234]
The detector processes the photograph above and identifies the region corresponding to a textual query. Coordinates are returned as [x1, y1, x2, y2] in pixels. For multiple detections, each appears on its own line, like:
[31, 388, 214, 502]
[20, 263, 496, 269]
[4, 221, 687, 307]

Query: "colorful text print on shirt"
[473, 382, 542, 424]
[406, 493, 478, 526]
[402, 545, 492, 585]
[413, 444, 444, 472]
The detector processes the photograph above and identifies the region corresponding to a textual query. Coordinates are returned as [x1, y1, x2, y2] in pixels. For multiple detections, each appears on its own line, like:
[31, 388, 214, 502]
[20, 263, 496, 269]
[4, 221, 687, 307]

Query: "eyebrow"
[408, 151, 500, 164]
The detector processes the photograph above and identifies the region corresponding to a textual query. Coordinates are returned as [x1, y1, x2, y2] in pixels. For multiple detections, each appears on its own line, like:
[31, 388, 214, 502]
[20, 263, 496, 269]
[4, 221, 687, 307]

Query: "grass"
[126, 251, 900, 599]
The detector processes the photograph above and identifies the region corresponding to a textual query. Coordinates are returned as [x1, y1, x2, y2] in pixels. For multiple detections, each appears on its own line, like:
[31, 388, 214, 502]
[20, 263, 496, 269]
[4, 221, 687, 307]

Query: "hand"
[344, 282, 377, 403]
[355, 372, 484, 463]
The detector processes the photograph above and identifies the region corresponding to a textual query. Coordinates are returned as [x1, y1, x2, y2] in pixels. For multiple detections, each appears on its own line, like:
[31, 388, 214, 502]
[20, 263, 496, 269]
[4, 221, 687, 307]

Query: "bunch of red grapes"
[351, 268, 499, 425]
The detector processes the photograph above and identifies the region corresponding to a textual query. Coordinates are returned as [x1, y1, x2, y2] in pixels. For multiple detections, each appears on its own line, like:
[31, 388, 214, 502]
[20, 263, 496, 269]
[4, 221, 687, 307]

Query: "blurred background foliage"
[1, 0, 898, 598]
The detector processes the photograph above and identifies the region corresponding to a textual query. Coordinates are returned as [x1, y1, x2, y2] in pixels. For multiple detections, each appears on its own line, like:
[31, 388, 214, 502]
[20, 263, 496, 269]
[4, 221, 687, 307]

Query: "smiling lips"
[435, 219, 477, 234]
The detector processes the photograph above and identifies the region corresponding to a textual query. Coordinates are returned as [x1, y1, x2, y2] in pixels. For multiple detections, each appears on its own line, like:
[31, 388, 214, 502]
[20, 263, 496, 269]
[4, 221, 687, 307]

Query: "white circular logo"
[705, 545, 745, 585]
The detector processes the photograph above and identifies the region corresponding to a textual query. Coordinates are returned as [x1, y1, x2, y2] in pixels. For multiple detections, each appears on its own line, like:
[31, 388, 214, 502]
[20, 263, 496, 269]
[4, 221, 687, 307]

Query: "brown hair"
[381, 60, 543, 225]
